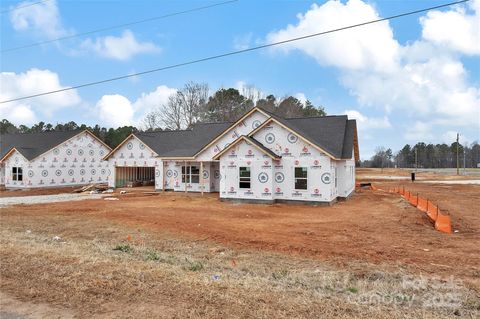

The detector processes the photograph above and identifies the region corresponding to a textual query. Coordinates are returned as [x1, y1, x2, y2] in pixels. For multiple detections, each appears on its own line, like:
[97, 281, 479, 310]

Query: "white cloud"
[294, 92, 307, 105]
[133, 85, 177, 117]
[0, 69, 81, 125]
[10, 0, 68, 39]
[81, 30, 160, 60]
[95, 85, 176, 127]
[266, 0, 480, 136]
[344, 109, 391, 140]
[420, 0, 480, 55]
[97, 95, 134, 127]
[344, 110, 391, 130]
[266, 0, 400, 72]
[404, 122, 434, 141]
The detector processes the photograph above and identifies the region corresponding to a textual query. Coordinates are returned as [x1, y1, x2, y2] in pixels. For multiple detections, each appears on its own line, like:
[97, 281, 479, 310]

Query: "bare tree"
[177, 82, 209, 128]
[240, 83, 263, 104]
[161, 94, 184, 130]
[141, 107, 163, 131]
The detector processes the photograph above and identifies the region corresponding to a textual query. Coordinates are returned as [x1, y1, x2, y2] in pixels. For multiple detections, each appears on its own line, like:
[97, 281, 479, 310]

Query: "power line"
[1, 0, 51, 14]
[2, 0, 238, 53]
[0, 0, 470, 104]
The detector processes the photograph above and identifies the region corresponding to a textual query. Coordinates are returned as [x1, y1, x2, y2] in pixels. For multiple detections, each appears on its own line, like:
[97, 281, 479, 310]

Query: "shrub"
[113, 243, 133, 253]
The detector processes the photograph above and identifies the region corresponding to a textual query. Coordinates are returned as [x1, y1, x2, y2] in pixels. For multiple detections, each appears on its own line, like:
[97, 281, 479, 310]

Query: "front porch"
[162, 160, 220, 194]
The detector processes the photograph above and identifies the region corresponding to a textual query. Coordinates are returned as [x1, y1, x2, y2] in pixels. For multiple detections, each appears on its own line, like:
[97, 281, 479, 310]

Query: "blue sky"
[1, 0, 479, 159]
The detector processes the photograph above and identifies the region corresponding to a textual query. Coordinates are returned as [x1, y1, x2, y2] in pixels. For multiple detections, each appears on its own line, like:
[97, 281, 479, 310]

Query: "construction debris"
[72, 184, 109, 193]
[104, 197, 119, 201]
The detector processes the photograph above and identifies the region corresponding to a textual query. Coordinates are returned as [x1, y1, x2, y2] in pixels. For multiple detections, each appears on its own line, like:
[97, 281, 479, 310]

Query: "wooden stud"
[184, 161, 187, 193]
[200, 161, 204, 196]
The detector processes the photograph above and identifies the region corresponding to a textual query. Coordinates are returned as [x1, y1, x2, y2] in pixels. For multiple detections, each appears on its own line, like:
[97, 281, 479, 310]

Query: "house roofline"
[102, 133, 157, 161]
[192, 107, 271, 158]
[247, 117, 341, 160]
[212, 135, 281, 160]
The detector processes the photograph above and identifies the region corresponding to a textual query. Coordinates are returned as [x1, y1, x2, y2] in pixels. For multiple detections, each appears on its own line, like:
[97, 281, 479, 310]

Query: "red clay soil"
[0, 186, 79, 197]
[2, 183, 479, 282]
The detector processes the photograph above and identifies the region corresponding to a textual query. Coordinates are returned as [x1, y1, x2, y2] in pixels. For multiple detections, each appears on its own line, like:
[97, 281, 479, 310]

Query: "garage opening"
[115, 167, 155, 188]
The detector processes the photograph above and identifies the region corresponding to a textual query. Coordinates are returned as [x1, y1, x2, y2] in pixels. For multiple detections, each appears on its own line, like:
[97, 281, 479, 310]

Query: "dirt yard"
[1, 169, 479, 318]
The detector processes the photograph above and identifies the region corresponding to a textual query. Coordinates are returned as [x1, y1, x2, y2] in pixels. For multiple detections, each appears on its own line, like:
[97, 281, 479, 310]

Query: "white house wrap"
[103, 107, 358, 205]
[0, 130, 111, 189]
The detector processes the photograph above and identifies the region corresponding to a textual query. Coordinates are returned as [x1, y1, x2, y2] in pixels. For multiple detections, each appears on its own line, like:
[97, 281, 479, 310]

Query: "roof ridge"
[137, 129, 193, 134]
[285, 115, 346, 120]
[194, 121, 233, 125]
[1, 128, 84, 136]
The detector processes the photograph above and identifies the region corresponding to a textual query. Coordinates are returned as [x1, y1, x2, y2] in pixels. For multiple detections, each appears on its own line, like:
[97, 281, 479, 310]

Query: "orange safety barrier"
[371, 183, 452, 234]
[408, 194, 418, 207]
[435, 212, 453, 234]
[426, 201, 439, 222]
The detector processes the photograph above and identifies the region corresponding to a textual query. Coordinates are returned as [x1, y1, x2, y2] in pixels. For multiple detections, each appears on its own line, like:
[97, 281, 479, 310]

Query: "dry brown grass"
[1, 213, 478, 319]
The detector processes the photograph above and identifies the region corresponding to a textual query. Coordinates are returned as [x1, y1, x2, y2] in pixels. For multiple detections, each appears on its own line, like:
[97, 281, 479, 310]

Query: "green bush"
[113, 243, 133, 253]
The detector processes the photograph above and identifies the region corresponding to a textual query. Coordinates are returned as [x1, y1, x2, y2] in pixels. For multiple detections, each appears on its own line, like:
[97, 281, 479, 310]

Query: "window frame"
[181, 165, 200, 184]
[12, 166, 23, 182]
[239, 166, 251, 189]
[294, 167, 308, 190]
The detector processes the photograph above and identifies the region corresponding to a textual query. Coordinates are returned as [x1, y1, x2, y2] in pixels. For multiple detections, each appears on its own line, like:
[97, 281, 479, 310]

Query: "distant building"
[0, 130, 111, 188]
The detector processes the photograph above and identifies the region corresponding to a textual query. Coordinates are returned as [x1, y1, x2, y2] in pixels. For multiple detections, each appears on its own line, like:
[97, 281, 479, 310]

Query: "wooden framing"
[114, 166, 155, 188]
[0, 147, 19, 163]
[200, 161, 204, 195]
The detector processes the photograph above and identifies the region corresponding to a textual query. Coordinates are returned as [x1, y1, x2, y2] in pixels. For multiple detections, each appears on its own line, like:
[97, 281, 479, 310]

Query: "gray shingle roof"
[282, 115, 351, 159]
[0, 129, 84, 161]
[135, 122, 232, 157]
[341, 120, 357, 159]
[127, 109, 357, 160]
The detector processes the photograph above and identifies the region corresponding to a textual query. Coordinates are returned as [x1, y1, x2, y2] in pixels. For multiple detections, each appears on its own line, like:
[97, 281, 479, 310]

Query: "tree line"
[142, 82, 325, 130]
[1, 82, 326, 149]
[364, 142, 480, 169]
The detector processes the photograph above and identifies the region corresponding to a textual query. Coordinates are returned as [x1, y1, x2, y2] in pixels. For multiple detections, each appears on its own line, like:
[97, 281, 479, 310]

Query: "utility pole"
[464, 147, 466, 176]
[415, 147, 418, 172]
[456, 133, 460, 175]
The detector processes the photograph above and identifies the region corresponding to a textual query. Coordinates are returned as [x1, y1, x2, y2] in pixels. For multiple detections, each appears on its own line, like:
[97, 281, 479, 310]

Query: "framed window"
[182, 166, 190, 183]
[239, 167, 251, 188]
[182, 165, 200, 184]
[12, 167, 23, 181]
[191, 166, 200, 183]
[294, 167, 307, 190]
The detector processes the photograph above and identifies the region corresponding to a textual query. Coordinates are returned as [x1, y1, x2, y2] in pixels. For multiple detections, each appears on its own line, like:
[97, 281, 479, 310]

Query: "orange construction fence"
[368, 184, 452, 234]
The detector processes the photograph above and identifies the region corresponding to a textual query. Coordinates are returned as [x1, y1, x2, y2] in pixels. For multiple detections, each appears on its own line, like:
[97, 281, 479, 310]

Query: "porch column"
[162, 161, 165, 192]
[200, 161, 204, 196]
[184, 161, 187, 193]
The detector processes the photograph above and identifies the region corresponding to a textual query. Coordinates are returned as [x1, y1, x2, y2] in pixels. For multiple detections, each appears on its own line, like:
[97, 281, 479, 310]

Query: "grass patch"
[347, 287, 358, 294]
[113, 243, 133, 253]
[272, 269, 289, 280]
[185, 258, 204, 271]
[145, 250, 160, 261]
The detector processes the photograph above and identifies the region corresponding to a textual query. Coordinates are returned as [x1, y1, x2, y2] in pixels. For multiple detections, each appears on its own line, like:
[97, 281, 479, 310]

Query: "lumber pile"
[73, 183, 109, 193]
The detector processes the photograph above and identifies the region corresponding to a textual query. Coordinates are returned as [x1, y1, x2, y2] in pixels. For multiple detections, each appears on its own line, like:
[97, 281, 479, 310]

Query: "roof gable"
[247, 115, 357, 160]
[213, 135, 281, 160]
[193, 107, 271, 158]
[1, 129, 80, 162]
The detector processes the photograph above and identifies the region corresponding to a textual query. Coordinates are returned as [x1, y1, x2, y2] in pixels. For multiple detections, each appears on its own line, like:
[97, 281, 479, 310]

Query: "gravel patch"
[0, 193, 105, 207]
[420, 179, 480, 185]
